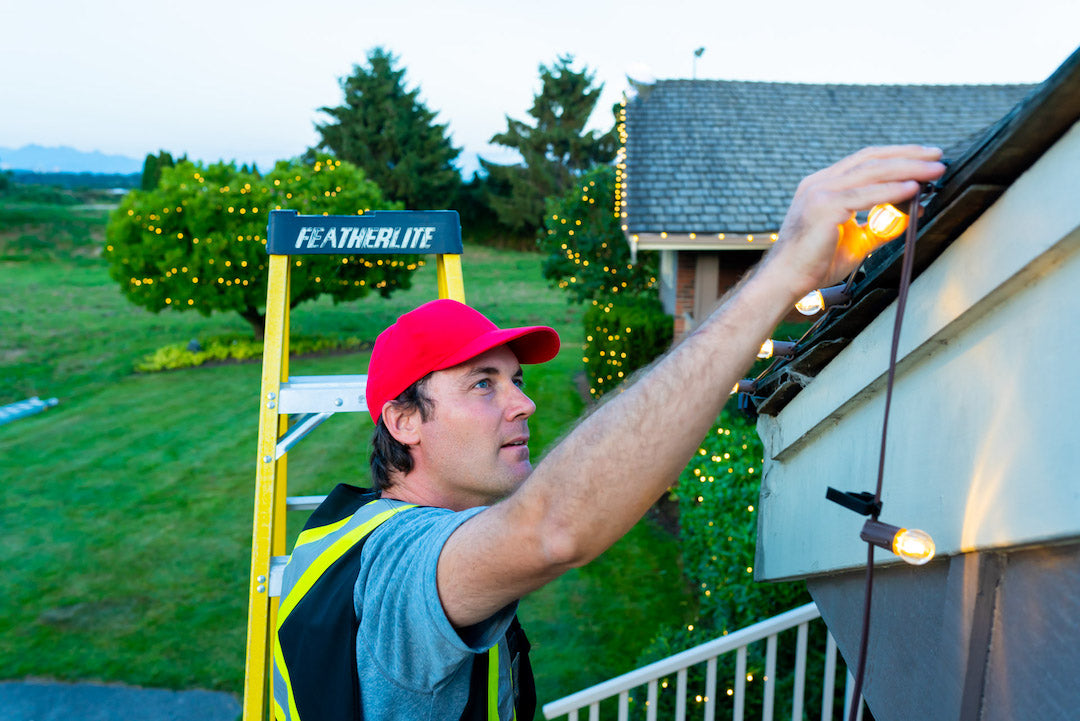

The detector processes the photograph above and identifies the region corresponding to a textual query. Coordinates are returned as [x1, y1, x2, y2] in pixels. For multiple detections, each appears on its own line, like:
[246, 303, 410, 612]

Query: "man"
[319, 145, 944, 720]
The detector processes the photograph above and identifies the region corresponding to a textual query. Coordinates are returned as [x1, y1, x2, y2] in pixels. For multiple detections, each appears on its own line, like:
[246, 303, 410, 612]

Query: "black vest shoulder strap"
[459, 616, 536, 721]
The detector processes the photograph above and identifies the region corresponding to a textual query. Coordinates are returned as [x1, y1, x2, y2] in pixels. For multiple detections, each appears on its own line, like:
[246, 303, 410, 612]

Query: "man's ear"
[382, 402, 422, 446]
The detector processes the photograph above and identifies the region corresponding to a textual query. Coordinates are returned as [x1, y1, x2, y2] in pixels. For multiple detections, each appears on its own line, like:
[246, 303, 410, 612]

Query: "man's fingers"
[835, 179, 924, 215]
[802, 146, 943, 191]
[808, 156, 944, 217]
[828, 145, 943, 176]
[837, 155, 945, 187]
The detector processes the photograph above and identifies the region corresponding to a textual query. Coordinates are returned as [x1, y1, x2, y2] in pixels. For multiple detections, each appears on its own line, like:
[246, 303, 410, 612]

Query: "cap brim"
[434, 325, 560, 372]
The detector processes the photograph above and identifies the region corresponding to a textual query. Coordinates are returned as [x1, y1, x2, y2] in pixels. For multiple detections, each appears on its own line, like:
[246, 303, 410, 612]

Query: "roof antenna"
[693, 47, 706, 79]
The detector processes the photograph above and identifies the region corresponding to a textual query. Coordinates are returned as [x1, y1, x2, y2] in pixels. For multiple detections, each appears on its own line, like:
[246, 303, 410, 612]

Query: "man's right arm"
[437, 145, 946, 628]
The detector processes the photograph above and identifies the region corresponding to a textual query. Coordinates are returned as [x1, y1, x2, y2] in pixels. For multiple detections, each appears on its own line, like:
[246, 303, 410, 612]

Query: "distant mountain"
[0, 144, 143, 174]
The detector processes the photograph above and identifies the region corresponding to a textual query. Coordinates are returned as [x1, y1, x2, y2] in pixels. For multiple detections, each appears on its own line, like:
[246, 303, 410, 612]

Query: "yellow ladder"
[242, 209, 466, 721]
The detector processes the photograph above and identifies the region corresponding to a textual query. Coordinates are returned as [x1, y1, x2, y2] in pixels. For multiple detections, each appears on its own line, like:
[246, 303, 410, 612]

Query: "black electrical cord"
[846, 188, 923, 721]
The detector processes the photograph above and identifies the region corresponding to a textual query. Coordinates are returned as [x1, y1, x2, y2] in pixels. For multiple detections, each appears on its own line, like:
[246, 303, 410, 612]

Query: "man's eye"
[474, 379, 491, 389]
[513, 378, 525, 389]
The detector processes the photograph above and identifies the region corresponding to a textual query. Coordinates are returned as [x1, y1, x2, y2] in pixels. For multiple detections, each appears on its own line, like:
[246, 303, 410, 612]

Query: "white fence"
[542, 603, 865, 721]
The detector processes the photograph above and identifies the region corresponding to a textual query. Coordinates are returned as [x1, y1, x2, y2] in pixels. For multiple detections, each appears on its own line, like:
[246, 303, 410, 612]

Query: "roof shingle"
[625, 80, 1036, 234]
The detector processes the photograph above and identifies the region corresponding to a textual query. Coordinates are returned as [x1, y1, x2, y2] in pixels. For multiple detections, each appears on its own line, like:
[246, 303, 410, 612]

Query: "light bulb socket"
[770, 340, 796, 358]
[859, 519, 902, 550]
[818, 284, 851, 309]
[736, 379, 756, 394]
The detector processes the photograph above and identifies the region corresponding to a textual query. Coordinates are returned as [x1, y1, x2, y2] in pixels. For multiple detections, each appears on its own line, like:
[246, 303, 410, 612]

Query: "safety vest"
[272, 484, 535, 721]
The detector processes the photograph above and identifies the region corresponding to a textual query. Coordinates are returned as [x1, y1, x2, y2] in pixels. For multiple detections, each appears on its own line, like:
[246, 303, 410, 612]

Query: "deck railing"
[542, 603, 865, 721]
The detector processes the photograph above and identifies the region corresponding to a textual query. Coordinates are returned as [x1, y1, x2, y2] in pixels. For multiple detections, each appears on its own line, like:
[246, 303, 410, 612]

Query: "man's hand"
[760, 145, 946, 299]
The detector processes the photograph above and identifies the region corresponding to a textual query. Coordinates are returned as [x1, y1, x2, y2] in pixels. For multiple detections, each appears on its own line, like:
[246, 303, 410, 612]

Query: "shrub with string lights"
[104, 155, 421, 338]
[629, 409, 818, 719]
[540, 165, 668, 395]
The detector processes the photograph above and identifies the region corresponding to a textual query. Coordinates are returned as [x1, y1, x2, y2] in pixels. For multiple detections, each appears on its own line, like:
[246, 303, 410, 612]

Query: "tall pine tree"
[315, 48, 462, 211]
[481, 55, 617, 235]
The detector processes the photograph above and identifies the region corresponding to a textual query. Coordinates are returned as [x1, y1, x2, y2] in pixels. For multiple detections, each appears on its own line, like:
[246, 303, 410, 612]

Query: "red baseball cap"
[365, 299, 560, 423]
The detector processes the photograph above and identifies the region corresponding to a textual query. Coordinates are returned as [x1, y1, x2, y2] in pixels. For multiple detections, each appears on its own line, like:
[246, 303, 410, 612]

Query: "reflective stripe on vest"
[271, 497, 511, 721]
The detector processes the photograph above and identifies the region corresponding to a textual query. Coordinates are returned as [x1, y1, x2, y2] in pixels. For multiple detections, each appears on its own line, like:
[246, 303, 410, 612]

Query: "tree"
[105, 156, 420, 338]
[314, 47, 462, 211]
[140, 150, 187, 191]
[539, 165, 656, 303]
[482, 55, 617, 235]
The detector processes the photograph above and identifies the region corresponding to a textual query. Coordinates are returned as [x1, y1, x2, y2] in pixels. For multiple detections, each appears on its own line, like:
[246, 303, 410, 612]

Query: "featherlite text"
[293, 226, 436, 251]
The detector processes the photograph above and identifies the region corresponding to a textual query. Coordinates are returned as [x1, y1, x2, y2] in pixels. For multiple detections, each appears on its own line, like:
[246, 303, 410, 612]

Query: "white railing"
[542, 603, 865, 721]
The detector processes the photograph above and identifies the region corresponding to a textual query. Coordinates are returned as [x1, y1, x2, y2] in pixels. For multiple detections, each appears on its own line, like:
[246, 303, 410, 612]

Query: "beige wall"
[755, 120, 1080, 581]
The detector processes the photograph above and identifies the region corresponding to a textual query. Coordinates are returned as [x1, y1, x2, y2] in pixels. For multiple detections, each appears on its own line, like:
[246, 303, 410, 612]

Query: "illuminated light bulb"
[893, 528, 936, 565]
[860, 519, 936, 565]
[757, 339, 796, 359]
[794, 284, 850, 316]
[866, 203, 909, 240]
[837, 203, 910, 260]
[795, 289, 825, 315]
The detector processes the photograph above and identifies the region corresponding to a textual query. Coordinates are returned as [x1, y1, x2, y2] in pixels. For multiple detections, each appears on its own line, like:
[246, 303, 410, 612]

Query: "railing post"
[763, 634, 777, 721]
[822, 633, 837, 720]
[793, 622, 808, 721]
[676, 668, 687, 721]
[734, 646, 747, 720]
[705, 656, 717, 721]
[843, 670, 854, 721]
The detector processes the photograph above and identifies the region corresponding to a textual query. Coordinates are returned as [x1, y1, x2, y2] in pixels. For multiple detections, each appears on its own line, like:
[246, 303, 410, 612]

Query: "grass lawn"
[0, 198, 695, 715]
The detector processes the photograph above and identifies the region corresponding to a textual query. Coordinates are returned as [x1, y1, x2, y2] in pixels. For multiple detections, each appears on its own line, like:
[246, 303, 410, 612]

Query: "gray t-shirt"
[354, 504, 519, 720]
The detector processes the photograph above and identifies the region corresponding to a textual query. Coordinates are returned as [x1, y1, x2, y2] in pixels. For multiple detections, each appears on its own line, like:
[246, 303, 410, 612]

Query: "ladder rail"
[242, 254, 291, 721]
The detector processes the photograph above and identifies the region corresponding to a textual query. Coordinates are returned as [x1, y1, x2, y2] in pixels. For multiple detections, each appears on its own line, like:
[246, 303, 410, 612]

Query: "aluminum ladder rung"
[285, 495, 328, 511]
[268, 555, 289, 597]
[275, 413, 333, 459]
[278, 375, 368, 414]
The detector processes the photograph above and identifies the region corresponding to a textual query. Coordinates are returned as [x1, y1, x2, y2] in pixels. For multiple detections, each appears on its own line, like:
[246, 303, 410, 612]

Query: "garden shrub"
[582, 297, 672, 399]
[629, 409, 821, 719]
[134, 333, 366, 372]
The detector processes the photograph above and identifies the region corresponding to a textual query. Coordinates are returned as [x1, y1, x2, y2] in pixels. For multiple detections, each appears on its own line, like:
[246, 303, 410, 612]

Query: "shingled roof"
[624, 80, 1036, 236]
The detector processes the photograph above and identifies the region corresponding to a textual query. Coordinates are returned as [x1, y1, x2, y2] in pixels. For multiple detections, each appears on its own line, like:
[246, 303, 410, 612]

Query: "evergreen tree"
[315, 47, 462, 211]
[140, 150, 189, 191]
[481, 55, 617, 235]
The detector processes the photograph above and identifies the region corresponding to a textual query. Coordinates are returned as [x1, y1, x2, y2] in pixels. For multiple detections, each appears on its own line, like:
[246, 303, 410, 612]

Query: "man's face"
[411, 345, 537, 509]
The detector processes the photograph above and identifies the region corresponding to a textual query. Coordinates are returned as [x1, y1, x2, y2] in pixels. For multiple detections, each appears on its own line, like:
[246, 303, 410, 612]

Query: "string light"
[860, 519, 935, 565]
[795, 284, 850, 316]
[757, 339, 796, 360]
[730, 380, 756, 395]
[835, 202, 910, 264]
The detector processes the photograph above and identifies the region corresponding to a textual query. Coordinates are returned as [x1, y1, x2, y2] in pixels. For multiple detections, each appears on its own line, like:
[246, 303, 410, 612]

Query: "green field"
[0, 197, 694, 714]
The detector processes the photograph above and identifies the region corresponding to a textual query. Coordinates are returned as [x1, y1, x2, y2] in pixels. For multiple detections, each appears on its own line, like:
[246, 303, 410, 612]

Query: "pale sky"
[2, 0, 1077, 175]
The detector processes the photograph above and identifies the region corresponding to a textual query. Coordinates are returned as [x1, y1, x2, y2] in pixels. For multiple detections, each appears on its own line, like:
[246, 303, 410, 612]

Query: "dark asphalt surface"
[0, 680, 241, 721]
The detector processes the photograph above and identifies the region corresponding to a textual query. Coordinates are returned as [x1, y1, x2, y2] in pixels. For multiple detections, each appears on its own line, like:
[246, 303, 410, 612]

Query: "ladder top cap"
[266, 209, 462, 256]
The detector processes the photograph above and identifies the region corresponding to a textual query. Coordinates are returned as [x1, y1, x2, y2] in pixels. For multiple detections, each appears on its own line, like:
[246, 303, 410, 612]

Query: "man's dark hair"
[369, 376, 434, 491]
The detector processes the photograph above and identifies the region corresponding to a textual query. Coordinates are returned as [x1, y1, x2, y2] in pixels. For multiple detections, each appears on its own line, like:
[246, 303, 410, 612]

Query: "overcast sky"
[2, 0, 1077, 175]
